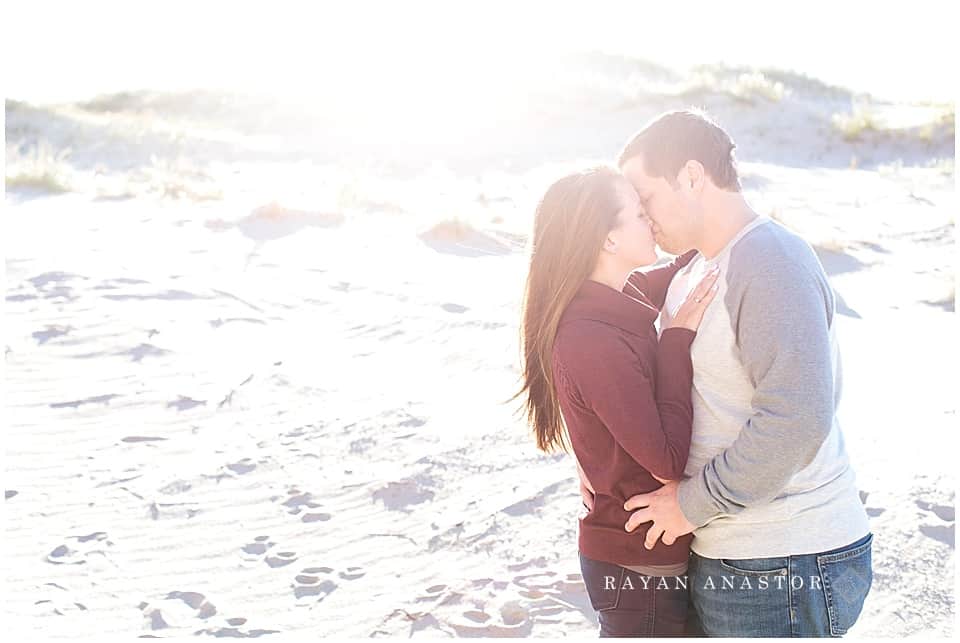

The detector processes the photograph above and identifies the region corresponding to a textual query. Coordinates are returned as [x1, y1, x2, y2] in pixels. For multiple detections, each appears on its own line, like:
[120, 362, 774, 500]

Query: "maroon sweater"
[552, 251, 698, 567]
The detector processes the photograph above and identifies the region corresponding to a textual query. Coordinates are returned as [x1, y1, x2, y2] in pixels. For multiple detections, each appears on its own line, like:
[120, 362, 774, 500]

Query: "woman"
[516, 166, 718, 636]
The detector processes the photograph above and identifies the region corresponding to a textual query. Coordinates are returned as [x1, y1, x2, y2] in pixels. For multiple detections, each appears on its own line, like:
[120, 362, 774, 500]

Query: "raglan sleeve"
[677, 251, 837, 527]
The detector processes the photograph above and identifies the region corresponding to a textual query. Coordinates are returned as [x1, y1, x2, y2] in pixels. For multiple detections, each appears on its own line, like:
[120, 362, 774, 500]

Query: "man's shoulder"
[724, 219, 836, 327]
[728, 218, 825, 282]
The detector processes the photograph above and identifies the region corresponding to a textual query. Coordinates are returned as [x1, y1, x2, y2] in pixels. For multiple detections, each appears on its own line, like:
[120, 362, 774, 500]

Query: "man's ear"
[678, 160, 706, 193]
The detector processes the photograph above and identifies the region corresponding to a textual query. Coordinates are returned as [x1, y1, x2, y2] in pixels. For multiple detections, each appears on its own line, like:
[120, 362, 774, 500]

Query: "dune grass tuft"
[5, 141, 75, 194]
[919, 105, 955, 143]
[684, 70, 788, 104]
[831, 105, 881, 142]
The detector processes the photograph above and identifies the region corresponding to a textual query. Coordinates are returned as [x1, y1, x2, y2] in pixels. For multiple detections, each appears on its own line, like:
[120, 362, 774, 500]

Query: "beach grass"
[832, 105, 882, 142]
[5, 141, 75, 194]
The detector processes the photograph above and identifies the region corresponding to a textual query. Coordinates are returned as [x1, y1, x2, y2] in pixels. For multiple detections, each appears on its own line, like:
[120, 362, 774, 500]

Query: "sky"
[4, 0, 957, 104]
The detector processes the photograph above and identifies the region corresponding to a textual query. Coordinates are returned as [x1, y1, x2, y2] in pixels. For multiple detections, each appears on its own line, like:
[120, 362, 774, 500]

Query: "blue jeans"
[579, 552, 699, 637]
[688, 533, 873, 637]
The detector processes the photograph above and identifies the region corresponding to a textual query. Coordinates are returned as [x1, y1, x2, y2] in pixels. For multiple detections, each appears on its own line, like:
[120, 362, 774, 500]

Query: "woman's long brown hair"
[515, 166, 625, 453]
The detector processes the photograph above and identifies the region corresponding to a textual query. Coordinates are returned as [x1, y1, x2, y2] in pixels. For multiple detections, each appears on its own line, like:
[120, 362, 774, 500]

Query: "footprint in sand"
[916, 498, 955, 548]
[32, 324, 72, 345]
[158, 479, 192, 495]
[916, 499, 955, 522]
[414, 583, 461, 608]
[463, 609, 490, 623]
[27, 271, 83, 302]
[515, 572, 590, 623]
[226, 458, 257, 475]
[46, 531, 113, 565]
[293, 567, 338, 601]
[383, 580, 543, 638]
[292, 564, 367, 602]
[138, 591, 217, 630]
[350, 437, 376, 454]
[50, 393, 120, 409]
[32, 582, 88, 617]
[241, 536, 299, 568]
[195, 620, 282, 638]
[241, 536, 275, 560]
[408, 569, 589, 636]
[448, 600, 532, 637]
[372, 477, 435, 512]
[859, 491, 886, 518]
[374, 608, 455, 637]
[339, 566, 367, 581]
[148, 501, 200, 520]
[266, 551, 300, 568]
[167, 395, 206, 411]
[123, 343, 171, 363]
[281, 488, 332, 523]
[919, 524, 954, 548]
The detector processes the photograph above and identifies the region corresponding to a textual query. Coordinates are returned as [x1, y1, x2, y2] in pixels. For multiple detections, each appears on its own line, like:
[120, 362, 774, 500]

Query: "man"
[607, 109, 873, 637]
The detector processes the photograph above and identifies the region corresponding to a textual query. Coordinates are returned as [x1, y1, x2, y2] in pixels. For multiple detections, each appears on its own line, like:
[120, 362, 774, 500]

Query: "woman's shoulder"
[555, 316, 619, 345]
[553, 318, 654, 401]
[554, 318, 641, 370]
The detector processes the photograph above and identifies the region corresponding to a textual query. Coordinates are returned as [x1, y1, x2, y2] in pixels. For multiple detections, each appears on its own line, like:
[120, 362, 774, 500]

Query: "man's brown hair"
[618, 108, 741, 191]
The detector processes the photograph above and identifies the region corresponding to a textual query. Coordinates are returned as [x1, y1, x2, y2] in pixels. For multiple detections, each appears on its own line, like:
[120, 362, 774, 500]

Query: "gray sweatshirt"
[660, 216, 870, 559]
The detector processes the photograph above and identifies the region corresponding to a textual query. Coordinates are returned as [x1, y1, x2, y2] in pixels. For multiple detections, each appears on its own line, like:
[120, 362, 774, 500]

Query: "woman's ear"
[602, 232, 618, 255]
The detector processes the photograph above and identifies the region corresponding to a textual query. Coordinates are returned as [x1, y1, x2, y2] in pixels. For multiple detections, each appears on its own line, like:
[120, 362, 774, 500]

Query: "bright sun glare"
[5, 0, 956, 107]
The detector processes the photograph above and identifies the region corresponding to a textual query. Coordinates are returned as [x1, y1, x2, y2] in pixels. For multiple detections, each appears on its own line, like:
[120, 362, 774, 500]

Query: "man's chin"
[656, 241, 681, 255]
